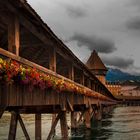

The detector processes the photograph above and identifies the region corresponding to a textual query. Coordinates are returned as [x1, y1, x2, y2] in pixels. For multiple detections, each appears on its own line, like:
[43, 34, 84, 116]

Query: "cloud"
[129, 0, 140, 9]
[68, 33, 116, 53]
[65, 5, 88, 18]
[126, 17, 140, 30]
[102, 56, 134, 69]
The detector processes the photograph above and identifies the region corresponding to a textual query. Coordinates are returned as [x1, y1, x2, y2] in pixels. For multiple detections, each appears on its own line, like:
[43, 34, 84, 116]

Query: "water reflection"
[70, 113, 114, 140]
[71, 106, 140, 140]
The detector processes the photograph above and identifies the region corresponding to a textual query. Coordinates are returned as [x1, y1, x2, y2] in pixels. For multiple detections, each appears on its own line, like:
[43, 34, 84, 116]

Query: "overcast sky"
[28, 0, 140, 75]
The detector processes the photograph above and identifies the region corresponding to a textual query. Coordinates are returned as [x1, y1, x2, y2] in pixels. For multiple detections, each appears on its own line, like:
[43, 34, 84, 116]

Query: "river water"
[0, 106, 140, 140]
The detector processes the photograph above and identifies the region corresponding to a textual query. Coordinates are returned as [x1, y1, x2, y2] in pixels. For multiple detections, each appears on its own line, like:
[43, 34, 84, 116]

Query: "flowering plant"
[0, 58, 110, 100]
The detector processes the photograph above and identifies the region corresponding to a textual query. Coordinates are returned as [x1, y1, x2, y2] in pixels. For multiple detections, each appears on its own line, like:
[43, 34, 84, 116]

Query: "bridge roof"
[86, 50, 107, 71]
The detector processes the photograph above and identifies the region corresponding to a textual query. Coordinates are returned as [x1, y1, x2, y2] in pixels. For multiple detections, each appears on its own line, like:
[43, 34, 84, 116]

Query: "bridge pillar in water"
[71, 112, 78, 129]
[95, 104, 102, 121]
[35, 113, 42, 140]
[8, 112, 18, 140]
[60, 111, 68, 140]
[84, 108, 91, 129]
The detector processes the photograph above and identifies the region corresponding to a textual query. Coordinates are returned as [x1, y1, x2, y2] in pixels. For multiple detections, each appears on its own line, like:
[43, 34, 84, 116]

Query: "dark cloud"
[102, 56, 134, 69]
[126, 17, 140, 30]
[65, 6, 88, 18]
[68, 33, 116, 53]
[129, 0, 140, 9]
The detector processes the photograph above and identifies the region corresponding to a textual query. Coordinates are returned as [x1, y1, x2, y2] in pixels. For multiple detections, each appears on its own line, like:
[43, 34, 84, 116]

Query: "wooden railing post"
[8, 15, 20, 56]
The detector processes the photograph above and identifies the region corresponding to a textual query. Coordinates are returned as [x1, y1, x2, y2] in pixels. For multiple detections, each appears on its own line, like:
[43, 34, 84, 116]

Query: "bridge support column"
[84, 109, 91, 129]
[71, 112, 78, 129]
[95, 105, 102, 121]
[35, 113, 41, 140]
[102, 106, 108, 114]
[60, 111, 68, 140]
[8, 112, 18, 140]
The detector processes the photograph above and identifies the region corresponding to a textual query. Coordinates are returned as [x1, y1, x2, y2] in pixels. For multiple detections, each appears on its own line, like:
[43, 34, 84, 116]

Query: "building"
[119, 81, 140, 97]
[86, 50, 107, 85]
[86, 50, 121, 96]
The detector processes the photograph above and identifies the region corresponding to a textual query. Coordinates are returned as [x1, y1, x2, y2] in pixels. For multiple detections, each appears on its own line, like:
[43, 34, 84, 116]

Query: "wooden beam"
[19, 15, 53, 46]
[35, 114, 41, 140]
[68, 63, 74, 80]
[67, 98, 73, 111]
[60, 111, 68, 140]
[8, 112, 18, 140]
[77, 111, 85, 125]
[8, 14, 20, 56]
[18, 114, 30, 140]
[47, 112, 62, 140]
[49, 46, 56, 72]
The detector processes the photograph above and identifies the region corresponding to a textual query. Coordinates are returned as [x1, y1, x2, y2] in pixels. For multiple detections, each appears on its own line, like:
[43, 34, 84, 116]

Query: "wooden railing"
[0, 48, 114, 102]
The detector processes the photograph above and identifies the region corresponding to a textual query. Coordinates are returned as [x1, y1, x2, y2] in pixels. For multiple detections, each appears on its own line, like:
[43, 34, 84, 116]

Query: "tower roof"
[86, 50, 107, 71]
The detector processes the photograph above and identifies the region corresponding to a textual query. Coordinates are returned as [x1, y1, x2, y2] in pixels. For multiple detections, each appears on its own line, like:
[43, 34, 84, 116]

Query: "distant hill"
[106, 68, 140, 82]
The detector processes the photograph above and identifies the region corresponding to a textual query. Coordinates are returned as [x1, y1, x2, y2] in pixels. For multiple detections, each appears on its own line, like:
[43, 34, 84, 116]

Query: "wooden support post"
[60, 111, 68, 140]
[18, 114, 30, 140]
[84, 109, 91, 129]
[71, 112, 77, 129]
[8, 112, 18, 140]
[35, 114, 41, 140]
[8, 15, 20, 56]
[47, 112, 62, 140]
[80, 71, 84, 85]
[49, 46, 57, 138]
[49, 47, 56, 72]
[67, 98, 73, 112]
[68, 63, 74, 80]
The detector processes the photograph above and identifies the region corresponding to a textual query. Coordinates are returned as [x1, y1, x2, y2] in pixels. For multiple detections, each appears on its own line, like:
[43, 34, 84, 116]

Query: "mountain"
[106, 68, 140, 82]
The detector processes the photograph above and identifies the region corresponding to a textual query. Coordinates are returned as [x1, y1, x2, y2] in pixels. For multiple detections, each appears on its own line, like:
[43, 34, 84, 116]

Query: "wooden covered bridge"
[0, 0, 117, 139]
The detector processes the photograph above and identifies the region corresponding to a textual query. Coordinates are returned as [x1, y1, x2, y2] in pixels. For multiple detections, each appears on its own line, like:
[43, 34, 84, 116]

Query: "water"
[1, 106, 140, 140]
